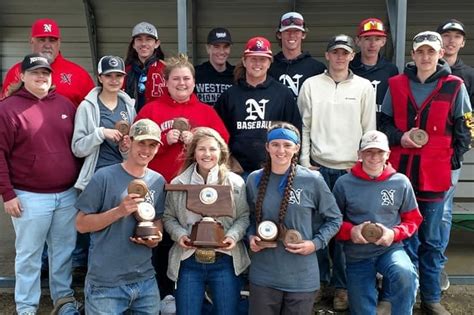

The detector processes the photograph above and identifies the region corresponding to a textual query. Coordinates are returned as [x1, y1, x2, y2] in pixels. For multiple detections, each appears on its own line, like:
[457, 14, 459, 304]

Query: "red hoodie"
[0, 88, 81, 201]
[136, 92, 229, 182]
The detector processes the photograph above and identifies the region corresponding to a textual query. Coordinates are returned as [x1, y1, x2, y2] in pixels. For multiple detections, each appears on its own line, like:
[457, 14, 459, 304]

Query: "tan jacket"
[163, 164, 251, 281]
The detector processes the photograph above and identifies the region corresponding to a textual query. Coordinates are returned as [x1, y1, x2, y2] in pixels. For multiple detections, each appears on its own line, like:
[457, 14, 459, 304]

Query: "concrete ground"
[1, 204, 474, 314]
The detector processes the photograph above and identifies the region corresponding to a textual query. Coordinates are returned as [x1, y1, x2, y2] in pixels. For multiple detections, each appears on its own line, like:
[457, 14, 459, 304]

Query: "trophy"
[128, 179, 162, 240]
[409, 129, 429, 146]
[115, 120, 130, 136]
[361, 223, 383, 243]
[165, 184, 233, 247]
[282, 229, 304, 247]
[256, 221, 279, 248]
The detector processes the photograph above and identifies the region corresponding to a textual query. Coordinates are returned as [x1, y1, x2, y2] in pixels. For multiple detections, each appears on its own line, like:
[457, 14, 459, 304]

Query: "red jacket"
[0, 88, 81, 201]
[388, 74, 462, 193]
[124, 60, 167, 106]
[136, 92, 229, 182]
[2, 53, 95, 107]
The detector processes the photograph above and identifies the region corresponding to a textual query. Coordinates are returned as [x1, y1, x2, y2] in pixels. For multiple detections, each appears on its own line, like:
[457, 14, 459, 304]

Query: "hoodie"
[0, 88, 80, 201]
[334, 162, 422, 262]
[215, 77, 302, 173]
[350, 53, 399, 124]
[269, 51, 326, 98]
[194, 61, 235, 106]
[451, 57, 474, 105]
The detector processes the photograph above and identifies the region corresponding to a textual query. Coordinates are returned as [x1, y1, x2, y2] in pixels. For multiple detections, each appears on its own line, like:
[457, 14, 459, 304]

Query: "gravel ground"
[1, 285, 473, 314]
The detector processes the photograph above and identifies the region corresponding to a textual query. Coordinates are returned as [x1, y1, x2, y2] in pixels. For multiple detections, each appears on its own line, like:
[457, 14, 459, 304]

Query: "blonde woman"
[163, 127, 249, 315]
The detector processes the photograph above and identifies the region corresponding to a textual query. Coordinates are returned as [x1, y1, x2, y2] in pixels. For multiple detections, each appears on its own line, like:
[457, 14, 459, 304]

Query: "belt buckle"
[195, 248, 216, 264]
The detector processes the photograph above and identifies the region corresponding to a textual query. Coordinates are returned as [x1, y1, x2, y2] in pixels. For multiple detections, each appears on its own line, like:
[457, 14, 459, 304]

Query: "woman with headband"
[246, 122, 342, 314]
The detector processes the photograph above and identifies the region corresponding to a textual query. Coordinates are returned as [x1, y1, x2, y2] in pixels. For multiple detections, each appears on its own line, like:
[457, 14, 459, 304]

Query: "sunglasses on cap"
[362, 20, 384, 32]
[413, 34, 441, 44]
[280, 16, 304, 27]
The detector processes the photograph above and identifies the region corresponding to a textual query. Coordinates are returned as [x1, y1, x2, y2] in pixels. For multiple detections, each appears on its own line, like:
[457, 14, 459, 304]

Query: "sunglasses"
[362, 20, 384, 32]
[280, 16, 305, 28]
[138, 73, 147, 94]
[413, 34, 441, 44]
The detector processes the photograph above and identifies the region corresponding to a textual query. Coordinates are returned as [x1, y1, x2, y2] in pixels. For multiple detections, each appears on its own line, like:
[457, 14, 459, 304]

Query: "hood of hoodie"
[237, 76, 275, 91]
[404, 58, 451, 83]
[273, 51, 313, 65]
[351, 161, 397, 182]
[11, 86, 57, 101]
[350, 52, 390, 74]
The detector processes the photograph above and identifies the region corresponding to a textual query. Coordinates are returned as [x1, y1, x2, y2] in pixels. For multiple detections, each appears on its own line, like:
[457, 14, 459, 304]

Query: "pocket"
[418, 148, 451, 192]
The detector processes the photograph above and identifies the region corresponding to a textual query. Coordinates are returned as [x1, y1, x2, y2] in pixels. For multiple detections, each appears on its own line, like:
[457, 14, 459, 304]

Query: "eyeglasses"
[362, 20, 385, 32]
[138, 73, 147, 94]
[280, 16, 305, 27]
[413, 34, 441, 44]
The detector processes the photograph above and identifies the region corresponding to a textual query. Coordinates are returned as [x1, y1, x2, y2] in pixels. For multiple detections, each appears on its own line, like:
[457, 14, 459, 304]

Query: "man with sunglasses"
[436, 19, 474, 292]
[269, 12, 326, 99]
[350, 18, 398, 127]
[380, 31, 472, 315]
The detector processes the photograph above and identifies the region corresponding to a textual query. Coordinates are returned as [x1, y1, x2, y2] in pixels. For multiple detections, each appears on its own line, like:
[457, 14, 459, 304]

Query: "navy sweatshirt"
[194, 61, 235, 107]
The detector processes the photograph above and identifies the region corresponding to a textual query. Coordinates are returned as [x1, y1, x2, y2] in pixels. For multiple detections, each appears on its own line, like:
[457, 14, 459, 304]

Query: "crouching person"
[333, 130, 422, 315]
[75, 119, 166, 314]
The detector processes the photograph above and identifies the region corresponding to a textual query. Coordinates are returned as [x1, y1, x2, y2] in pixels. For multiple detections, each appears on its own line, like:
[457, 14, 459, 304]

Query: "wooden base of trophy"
[255, 240, 278, 248]
[135, 222, 162, 240]
[190, 219, 225, 247]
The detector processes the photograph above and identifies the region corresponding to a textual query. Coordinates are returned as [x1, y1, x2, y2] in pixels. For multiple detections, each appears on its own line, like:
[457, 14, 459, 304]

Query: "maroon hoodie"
[0, 87, 80, 201]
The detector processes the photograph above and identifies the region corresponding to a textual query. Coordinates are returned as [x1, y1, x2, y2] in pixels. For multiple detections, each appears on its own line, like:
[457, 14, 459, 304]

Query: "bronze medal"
[361, 223, 383, 243]
[172, 117, 190, 132]
[409, 129, 429, 146]
[283, 229, 304, 247]
[115, 120, 130, 136]
[128, 179, 149, 198]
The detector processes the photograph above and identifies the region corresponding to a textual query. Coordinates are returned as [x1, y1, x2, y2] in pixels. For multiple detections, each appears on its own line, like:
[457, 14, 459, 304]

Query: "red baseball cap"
[243, 37, 273, 59]
[358, 18, 386, 37]
[31, 18, 61, 39]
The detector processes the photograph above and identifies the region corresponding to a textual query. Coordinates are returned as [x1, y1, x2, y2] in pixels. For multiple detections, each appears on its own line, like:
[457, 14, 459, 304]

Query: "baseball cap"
[21, 53, 53, 72]
[358, 18, 386, 37]
[436, 19, 466, 36]
[413, 31, 442, 51]
[132, 22, 158, 39]
[278, 12, 306, 32]
[97, 56, 126, 75]
[360, 130, 390, 152]
[207, 27, 232, 45]
[31, 18, 60, 39]
[243, 37, 273, 59]
[327, 34, 355, 53]
[129, 119, 163, 144]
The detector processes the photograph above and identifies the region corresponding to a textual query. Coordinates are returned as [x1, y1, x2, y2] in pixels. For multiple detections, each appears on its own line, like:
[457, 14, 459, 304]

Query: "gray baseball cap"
[132, 22, 158, 39]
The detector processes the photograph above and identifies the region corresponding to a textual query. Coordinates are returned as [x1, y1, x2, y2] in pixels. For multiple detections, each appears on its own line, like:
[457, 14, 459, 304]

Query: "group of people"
[0, 10, 473, 315]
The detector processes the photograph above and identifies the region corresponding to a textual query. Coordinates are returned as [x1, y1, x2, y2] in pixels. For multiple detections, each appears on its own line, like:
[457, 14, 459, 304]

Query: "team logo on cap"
[256, 40, 264, 49]
[29, 56, 48, 64]
[145, 25, 154, 33]
[109, 57, 119, 67]
[215, 32, 227, 38]
[43, 24, 53, 33]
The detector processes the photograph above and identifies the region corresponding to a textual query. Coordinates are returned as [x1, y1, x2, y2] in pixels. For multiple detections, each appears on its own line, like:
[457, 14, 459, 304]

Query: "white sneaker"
[161, 295, 176, 315]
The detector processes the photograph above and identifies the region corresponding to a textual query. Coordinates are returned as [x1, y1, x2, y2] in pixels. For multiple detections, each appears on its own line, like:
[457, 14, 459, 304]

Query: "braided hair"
[254, 122, 300, 230]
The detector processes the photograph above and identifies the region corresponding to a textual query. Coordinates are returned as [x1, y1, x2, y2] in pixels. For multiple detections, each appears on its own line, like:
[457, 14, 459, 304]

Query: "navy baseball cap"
[21, 53, 52, 72]
[207, 27, 232, 45]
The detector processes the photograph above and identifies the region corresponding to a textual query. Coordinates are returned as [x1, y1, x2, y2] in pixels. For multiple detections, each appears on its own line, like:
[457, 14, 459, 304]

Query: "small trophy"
[115, 120, 130, 136]
[172, 117, 190, 132]
[256, 221, 279, 248]
[361, 223, 383, 243]
[128, 179, 162, 240]
[165, 184, 233, 247]
[283, 229, 304, 247]
[409, 129, 429, 146]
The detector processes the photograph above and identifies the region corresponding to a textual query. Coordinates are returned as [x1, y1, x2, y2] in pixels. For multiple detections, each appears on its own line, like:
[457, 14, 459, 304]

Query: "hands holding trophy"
[128, 179, 162, 241]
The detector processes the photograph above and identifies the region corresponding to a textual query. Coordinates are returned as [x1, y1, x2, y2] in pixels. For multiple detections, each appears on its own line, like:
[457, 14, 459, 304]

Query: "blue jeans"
[440, 168, 461, 266]
[176, 254, 241, 315]
[85, 276, 160, 314]
[11, 188, 78, 314]
[316, 166, 347, 289]
[346, 247, 418, 315]
[404, 200, 444, 303]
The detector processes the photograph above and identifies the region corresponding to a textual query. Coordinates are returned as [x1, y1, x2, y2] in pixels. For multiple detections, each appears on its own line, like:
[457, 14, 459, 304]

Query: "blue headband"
[267, 128, 299, 144]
